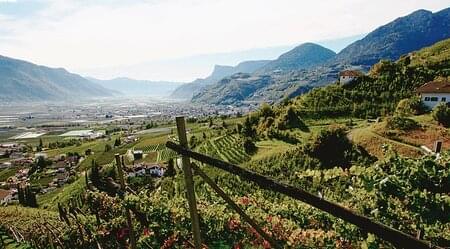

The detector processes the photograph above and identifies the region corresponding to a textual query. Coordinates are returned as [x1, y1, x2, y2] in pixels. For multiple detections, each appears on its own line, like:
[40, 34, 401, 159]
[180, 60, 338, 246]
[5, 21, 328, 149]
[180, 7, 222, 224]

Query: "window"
[442, 97, 447, 102]
[430, 97, 439, 102]
[424, 97, 430, 101]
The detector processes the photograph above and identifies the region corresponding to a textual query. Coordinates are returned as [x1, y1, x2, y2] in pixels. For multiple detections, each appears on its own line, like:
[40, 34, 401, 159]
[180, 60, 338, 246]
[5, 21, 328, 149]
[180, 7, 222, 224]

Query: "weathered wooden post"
[115, 154, 136, 249]
[175, 117, 202, 248]
[434, 140, 443, 154]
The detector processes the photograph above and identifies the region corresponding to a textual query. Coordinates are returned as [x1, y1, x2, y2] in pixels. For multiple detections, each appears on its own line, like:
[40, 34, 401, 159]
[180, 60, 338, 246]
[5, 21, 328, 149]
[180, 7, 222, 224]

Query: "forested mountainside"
[258, 43, 336, 73]
[0, 55, 115, 102]
[88, 77, 182, 97]
[290, 38, 450, 119]
[170, 60, 270, 99]
[333, 8, 450, 65]
[191, 8, 450, 105]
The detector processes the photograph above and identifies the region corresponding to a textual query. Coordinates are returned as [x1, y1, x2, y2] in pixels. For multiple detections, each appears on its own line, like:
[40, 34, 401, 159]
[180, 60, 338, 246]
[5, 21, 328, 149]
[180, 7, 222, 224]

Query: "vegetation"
[432, 102, 450, 127]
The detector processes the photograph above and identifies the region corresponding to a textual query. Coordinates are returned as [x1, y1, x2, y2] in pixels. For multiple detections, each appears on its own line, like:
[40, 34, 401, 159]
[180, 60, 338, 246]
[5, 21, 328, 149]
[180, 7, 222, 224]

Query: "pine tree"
[18, 186, 25, 205]
[164, 158, 176, 177]
[90, 159, 101, 188]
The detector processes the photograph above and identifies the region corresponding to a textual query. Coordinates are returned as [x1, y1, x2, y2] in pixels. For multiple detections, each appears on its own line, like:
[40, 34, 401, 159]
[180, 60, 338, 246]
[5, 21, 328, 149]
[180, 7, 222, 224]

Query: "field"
[197, 134, 250, 164]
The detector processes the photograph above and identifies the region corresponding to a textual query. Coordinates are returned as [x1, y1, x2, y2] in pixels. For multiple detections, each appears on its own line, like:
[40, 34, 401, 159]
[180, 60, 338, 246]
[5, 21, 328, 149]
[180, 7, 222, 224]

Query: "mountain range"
[1, 7, 449, 104]
[87, 77, 182, 98]
[0, 55, 115, 102]
[170, 60, 270, 99]
[190, 7, 450, 105]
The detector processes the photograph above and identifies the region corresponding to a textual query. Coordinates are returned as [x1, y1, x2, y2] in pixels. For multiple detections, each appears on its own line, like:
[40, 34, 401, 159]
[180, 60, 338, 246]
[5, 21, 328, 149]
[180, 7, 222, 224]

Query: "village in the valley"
[0, 99, 255, 206]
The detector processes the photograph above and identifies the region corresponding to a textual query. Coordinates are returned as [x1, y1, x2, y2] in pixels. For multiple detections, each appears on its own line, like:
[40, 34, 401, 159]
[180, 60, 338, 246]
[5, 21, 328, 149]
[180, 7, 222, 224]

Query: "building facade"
[416, 81, 450, 109]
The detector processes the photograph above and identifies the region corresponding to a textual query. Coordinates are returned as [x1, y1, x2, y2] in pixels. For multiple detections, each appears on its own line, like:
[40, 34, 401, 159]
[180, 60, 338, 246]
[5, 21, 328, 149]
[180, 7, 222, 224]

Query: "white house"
[0, 189, 13, 205]
[416, 81, 450, 109]
[339, 70, 362, 84]
[146, 165, 165, 177]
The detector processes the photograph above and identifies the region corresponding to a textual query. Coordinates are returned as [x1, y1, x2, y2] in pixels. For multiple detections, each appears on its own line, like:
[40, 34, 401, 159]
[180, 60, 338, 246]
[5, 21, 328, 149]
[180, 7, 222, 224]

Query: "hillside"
[88, 77, 182, 97]
[193, 8, 450, 106]
[259, 43, 336, 73]
[333, 8, 450, 65]
[0, 55, 115, 102]
[293, 38, 450, 118]
[170, 60, 270, 99]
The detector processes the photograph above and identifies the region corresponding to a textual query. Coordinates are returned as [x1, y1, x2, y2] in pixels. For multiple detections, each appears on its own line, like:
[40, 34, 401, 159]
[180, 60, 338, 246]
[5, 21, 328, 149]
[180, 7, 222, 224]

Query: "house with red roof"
[339, 70, 362, 84]
[416, 81, 450, 109]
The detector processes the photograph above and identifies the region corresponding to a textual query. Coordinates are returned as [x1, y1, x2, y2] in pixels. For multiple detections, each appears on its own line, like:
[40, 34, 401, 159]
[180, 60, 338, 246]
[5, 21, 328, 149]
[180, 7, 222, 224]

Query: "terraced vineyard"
[135, 143, 177, 162]
[138, 144, 165, 153]
[198, 135, 250, 164]
[156, 149, 178, 162]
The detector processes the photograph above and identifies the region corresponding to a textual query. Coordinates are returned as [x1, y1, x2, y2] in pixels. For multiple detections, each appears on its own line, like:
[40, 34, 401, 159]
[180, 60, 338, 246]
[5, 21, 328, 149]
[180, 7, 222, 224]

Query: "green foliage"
[277, 106, 308, 131]
[164, 158, 176, 177]
[114, 138, 121, 147]
[293, 40, 450, 119]
[395, 96, 427, 116]
[304, 126, 374, 169]
[243, 138, 257, 155]
[385, 116, 420, 131]
[432, 102, 450, 127]
[105, 144, 112, 152]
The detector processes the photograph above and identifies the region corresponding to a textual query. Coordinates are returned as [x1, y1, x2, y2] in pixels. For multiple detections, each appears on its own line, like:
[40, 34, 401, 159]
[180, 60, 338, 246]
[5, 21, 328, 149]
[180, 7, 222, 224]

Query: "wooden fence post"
[190, 163, 279, 248]
[175, 117, 202, 248]
[115, 154, 136, 249]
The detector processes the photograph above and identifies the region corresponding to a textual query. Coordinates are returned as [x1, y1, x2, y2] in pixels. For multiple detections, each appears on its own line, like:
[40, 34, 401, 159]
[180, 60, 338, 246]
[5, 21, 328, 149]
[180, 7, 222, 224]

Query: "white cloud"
[0, 0, 448, 81]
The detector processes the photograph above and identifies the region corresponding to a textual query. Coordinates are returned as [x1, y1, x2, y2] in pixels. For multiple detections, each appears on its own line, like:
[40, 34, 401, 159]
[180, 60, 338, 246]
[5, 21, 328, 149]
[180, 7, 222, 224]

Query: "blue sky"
[0, 0, 449, 81]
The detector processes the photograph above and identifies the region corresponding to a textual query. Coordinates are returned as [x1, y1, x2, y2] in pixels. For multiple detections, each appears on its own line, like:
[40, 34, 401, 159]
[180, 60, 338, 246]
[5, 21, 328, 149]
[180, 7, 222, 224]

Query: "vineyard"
[197, 135, 250, 165]
[135, 143, 178, 162]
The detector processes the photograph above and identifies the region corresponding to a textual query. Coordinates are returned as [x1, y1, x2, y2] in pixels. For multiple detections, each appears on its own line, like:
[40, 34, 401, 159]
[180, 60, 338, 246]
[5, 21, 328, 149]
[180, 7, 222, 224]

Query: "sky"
[0, 0, 449, 82]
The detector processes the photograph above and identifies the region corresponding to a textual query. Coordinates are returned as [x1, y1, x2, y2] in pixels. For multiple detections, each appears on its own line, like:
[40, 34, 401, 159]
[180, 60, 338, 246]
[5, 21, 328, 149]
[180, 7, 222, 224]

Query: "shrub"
[243, 139, 257, 155]
[432, 103, 450, 127]
[305, 127, 353, 168]
[277, 107, 308, 131]
[395, 96, 427, 116]
[385, 116, 420, 131]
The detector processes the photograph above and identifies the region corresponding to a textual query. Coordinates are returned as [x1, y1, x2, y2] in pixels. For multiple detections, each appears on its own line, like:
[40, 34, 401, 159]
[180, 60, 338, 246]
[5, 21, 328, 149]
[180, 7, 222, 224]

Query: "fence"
[166, 116, 442, 249]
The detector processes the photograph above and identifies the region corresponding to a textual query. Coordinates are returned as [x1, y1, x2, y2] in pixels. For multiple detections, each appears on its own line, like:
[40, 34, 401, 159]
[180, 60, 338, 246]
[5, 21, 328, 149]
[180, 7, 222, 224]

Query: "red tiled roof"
[339, 70, 362, 77]
[416, 81, 450, 93]
[0, 189, 11, 200]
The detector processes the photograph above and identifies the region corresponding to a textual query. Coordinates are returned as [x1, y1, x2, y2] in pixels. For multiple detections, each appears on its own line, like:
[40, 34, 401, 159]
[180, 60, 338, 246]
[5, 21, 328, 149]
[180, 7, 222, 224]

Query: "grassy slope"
[349, 114, 449, 159]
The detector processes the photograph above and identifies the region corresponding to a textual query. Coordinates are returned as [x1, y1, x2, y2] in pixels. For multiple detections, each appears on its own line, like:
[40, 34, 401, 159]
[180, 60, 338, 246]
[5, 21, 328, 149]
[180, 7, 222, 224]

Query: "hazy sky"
[0, 0, 448, 81]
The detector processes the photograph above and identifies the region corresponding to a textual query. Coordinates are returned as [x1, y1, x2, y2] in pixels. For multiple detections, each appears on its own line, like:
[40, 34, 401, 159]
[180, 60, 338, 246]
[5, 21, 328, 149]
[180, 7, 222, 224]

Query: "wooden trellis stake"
[115, 154, 136, 249]
[175, 117, 202, 248]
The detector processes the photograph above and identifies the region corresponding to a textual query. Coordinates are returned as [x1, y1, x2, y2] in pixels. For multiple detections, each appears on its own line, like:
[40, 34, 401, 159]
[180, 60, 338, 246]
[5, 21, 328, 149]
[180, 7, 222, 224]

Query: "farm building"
[339, 70, 362, 84]
[416, 81, 450, 109]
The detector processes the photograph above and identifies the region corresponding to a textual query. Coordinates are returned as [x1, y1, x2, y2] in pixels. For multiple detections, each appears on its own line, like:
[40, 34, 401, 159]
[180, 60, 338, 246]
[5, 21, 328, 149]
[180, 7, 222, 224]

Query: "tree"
[164, 158, 176, 177]
[278, 107, 307, 131]
[432, 103, 450, 127]
[395, 96, 426, 116]
[105, 144, 112, 152]
[209, 118, 214, 127]
[114, 138, 121, 147]
[23, 186, 38, 208]
[305, 126, 354, 169]
[243, 139, 257, 155]
[189, 135, 198, 148]
[259, 103, 274, 118]
[90, 160, 101, 188]
[18, 186, 25, 205]
[242, 117, 256, 139]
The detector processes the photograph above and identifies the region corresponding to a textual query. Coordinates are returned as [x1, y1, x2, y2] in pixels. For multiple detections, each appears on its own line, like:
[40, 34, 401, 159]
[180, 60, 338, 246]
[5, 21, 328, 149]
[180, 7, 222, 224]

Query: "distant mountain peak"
[0, 55, 114, 102]
[259, 42, 336, 72]
[333, 7, 450, 65]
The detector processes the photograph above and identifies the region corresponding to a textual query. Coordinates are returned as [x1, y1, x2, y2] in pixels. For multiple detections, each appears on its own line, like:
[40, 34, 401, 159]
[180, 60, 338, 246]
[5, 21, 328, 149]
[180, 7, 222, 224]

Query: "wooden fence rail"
[166, 139, 442, 249]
